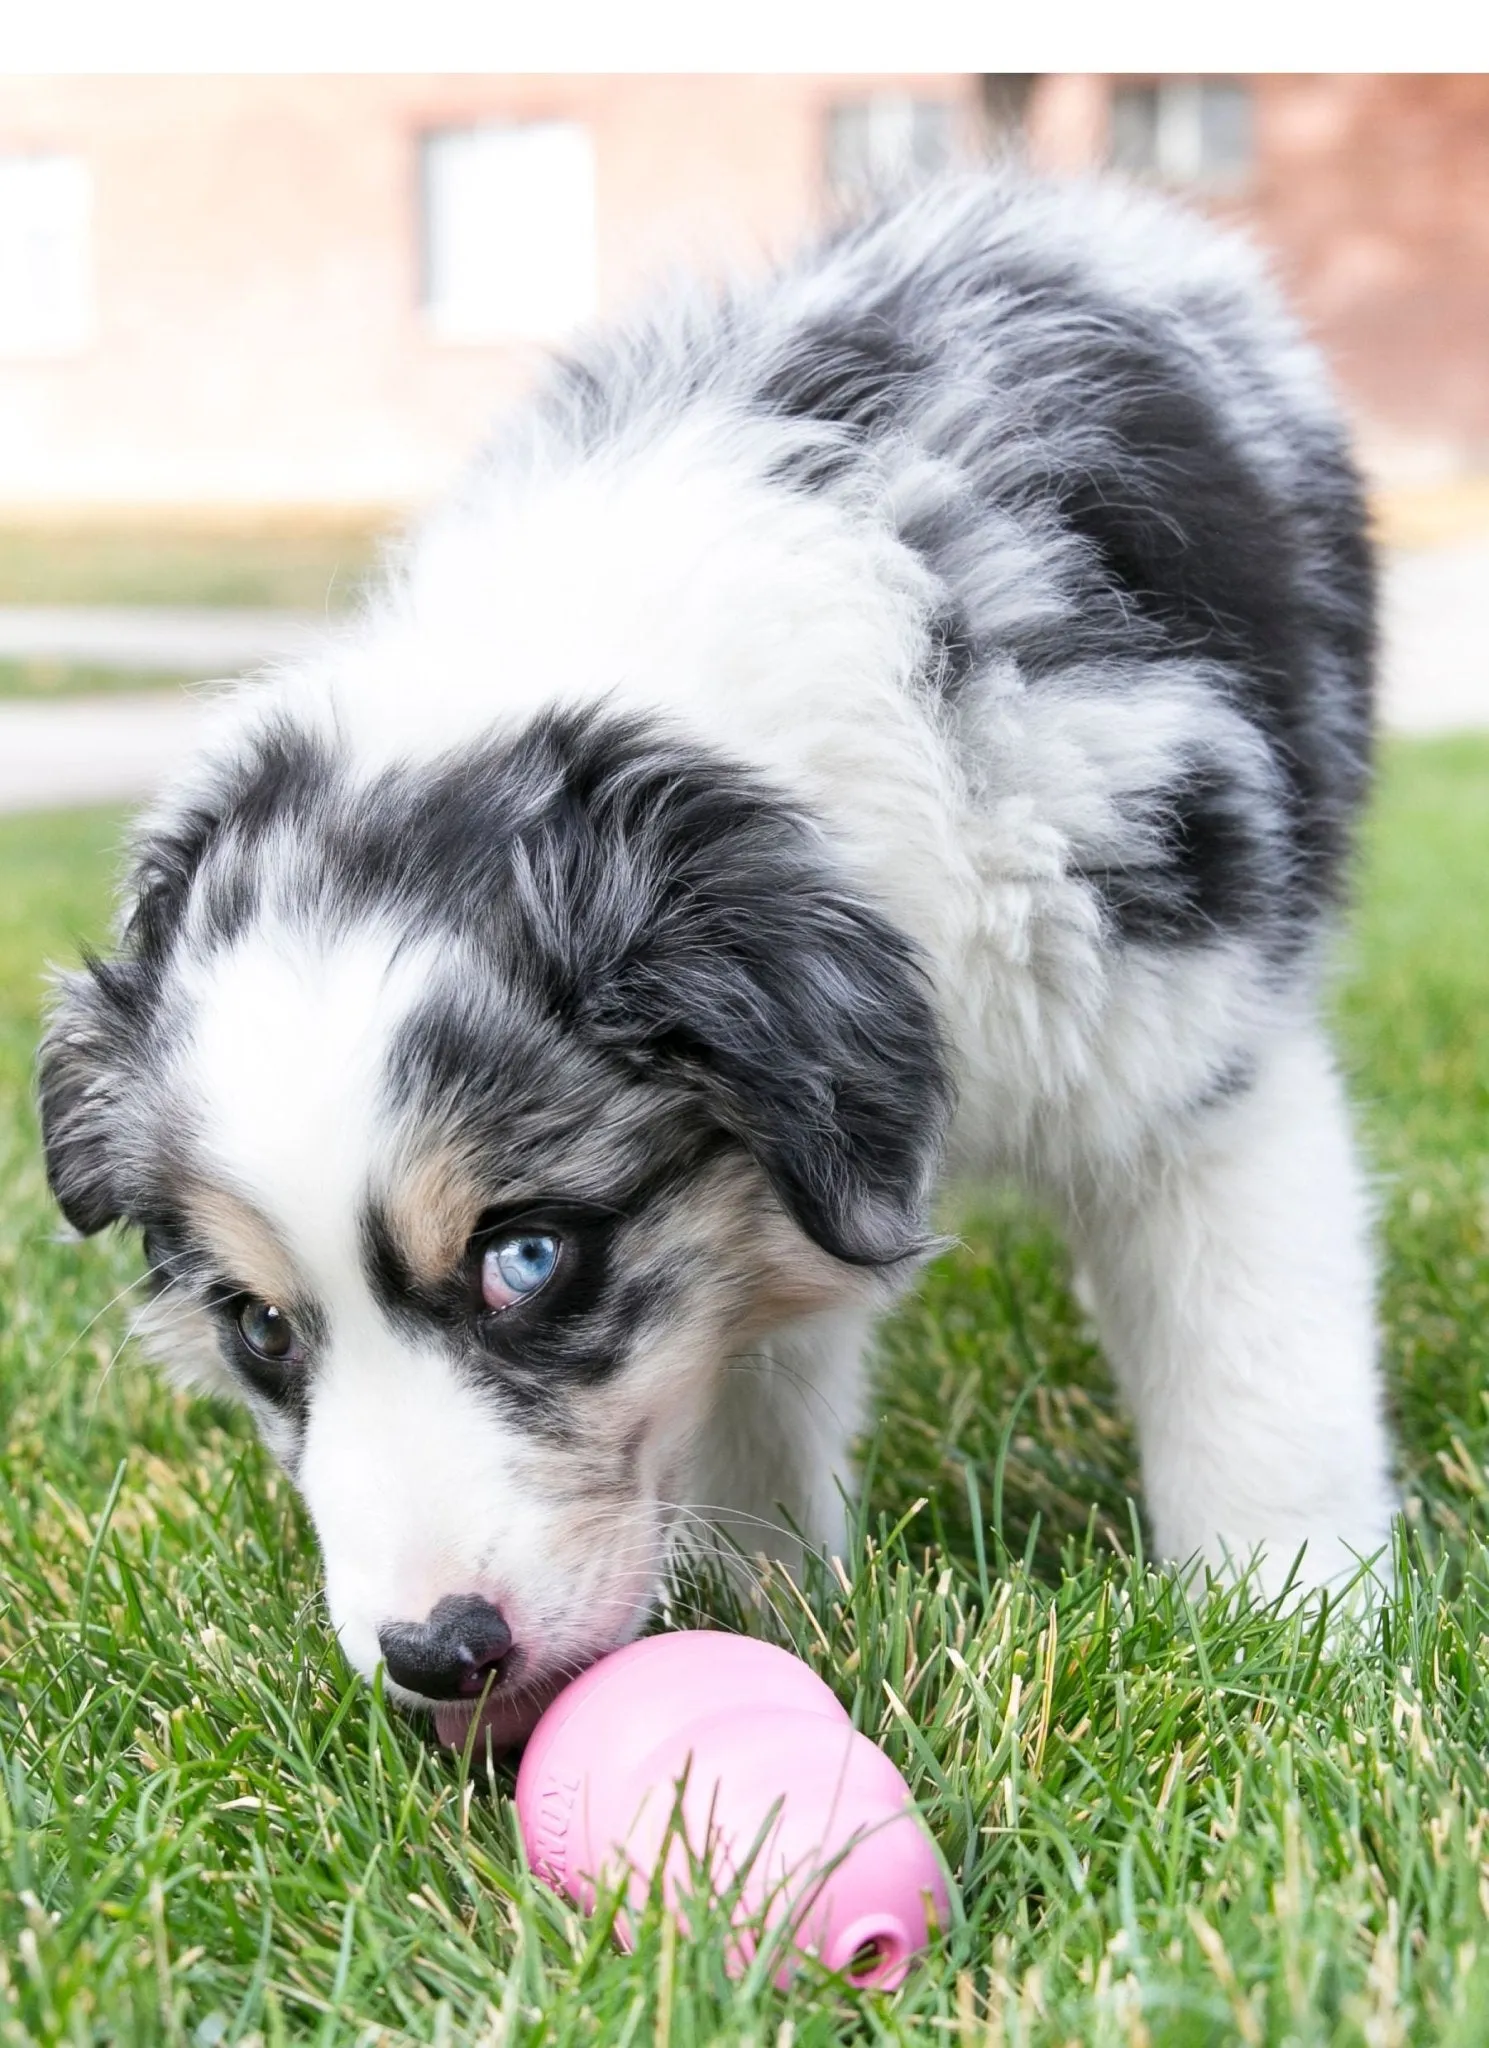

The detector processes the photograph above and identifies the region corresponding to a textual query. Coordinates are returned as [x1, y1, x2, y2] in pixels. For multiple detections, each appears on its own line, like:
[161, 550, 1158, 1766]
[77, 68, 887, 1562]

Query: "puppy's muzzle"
[377, 1593, 513, 1700]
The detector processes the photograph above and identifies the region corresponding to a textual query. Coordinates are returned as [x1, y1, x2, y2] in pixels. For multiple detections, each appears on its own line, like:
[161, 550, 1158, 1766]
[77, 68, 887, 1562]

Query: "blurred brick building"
[0, 75, 983, 512]
[1023, 74, 1489, 486]
[0, 73, 1485, 514]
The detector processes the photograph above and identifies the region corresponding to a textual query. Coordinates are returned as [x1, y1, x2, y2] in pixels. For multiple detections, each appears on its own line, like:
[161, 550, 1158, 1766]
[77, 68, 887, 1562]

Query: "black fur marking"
[1079, 758, 1291, 950]
[457, 710, 952, 1266]
[925, 604, 978, 699]
[1190, 1056, 1259, 1114]
[111, 706, 952, 1278]
[360, 1203, 422, 1329]
[37, 722, 346, 1238]
[360, 1193, 666, 1434]
[1017, 300, 1374, 924]
[279, 710, 953, 1270]
[128, 721, 338, 965]
[525, 177, 1376, 959]
[140, 1211, 319, 1430]
[38, 953, 167, 1235]
[38, 1021, 127, 1236]
[759, 249, 1375, 954]
[758, 309, 930, 435]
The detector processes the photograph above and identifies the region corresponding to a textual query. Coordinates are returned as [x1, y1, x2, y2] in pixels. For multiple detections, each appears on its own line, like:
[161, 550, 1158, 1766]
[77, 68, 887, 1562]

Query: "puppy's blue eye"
[481, 1232, 560, 1311]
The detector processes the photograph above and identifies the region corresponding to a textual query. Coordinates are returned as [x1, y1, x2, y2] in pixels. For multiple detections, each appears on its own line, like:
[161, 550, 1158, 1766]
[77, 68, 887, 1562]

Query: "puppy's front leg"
[1067, 1022, 1397, 1601]
[680, 1302, 877, 1576]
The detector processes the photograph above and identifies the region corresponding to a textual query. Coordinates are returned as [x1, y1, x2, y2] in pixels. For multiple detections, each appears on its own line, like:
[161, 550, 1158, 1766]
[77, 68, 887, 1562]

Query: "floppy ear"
[37, 963, 141, 1236]
[515, 714, 954, 1268]
[616, 875, 952, 1267]
[37, 786, 228, 1238]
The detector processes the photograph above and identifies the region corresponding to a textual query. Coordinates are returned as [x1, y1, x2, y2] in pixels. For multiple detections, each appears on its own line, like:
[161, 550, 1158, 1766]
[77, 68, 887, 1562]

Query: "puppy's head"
[39, 707, 949, 1742]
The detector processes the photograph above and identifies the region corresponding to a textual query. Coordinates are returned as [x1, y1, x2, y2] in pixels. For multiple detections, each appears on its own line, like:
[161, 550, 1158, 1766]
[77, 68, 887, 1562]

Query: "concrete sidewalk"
[0, 693, 210, 815]
[1378, 541, 1489, 735]
[0, 605, 317, 673]
[0, 544, 1484, 815]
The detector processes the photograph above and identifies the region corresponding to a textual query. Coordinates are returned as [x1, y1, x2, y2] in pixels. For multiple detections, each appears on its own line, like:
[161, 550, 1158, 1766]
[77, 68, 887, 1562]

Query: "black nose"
[377, 1594, 513, 1700]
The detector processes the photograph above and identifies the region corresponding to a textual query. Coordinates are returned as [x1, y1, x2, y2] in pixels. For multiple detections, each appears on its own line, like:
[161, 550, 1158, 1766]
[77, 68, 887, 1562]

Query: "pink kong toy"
[513, 1631, 949, 1990]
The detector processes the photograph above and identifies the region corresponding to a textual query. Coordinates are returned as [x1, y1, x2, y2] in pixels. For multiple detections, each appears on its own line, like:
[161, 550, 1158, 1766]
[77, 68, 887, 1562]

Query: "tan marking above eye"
[382, 1147, 489, 1286]
[182, 1182, 302, 1305]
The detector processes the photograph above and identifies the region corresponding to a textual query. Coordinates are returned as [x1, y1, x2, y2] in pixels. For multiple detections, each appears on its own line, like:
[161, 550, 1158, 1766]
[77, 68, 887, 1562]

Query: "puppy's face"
[39, 709, 947, 1742]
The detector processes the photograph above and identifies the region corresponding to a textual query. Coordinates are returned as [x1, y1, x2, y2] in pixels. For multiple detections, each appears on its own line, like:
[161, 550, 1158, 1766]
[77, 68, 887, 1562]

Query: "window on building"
[826, 95, 959, 206]
[0, 153, 94, 357]
[980, 75, 1037, 146]
[1109, 79, 1254, 190]
[419, 121, 597, 343]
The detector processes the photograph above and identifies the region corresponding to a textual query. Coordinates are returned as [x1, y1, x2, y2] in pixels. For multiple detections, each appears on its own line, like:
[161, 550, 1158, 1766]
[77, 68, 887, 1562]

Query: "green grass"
[0, 522, 386, 611]
[0, 660, 190, 703]
[0, 520, 393, 700]
[2, 738, 1488, 2044]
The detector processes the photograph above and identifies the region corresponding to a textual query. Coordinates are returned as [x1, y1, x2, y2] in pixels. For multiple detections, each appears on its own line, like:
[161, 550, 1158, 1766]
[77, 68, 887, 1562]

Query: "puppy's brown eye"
[236, 1298, 299, 1363]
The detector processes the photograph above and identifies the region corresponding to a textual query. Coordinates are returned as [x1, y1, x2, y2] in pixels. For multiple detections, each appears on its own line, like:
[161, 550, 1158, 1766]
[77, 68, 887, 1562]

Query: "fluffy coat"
[39, 171, 1396, 1742]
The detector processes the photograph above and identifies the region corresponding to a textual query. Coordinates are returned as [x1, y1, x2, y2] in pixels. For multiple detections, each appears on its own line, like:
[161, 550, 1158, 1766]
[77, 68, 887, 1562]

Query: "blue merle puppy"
[39, 171, 1394, 1748]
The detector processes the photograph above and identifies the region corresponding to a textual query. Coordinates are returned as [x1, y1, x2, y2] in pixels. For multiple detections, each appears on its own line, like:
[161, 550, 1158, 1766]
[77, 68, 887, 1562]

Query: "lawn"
[0, 661, 193, 703]
[0, 520, 392, 702]
[0, 521, 385, 612]
[1, 739, 1487, 2046]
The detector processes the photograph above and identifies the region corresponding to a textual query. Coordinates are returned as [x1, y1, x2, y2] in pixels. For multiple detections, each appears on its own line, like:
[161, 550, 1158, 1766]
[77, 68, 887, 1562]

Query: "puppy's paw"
[1177, 1524, 1397, 1624]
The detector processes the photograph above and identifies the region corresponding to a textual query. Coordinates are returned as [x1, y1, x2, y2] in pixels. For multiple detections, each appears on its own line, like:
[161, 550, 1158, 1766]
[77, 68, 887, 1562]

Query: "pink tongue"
[434, 1675, 565, 1753]
[434, 1700, 477, 1748]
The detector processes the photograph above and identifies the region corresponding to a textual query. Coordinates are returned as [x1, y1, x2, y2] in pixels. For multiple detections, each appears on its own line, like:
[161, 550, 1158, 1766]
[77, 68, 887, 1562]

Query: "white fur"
[1064, 1021, 1395, 1600]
